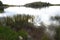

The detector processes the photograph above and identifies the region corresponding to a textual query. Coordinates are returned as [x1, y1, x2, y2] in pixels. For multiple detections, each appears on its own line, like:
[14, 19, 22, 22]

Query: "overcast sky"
[1, 0, 60, 5]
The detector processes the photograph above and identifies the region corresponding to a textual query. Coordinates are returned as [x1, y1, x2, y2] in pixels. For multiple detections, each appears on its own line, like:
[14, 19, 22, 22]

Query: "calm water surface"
[0, 6, 60, 25]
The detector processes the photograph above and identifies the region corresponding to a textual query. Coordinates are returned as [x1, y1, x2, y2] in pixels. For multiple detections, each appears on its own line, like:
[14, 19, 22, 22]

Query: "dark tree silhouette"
[0, 1, 3, 6]
[0, 1, 4, 12]
[24, 1, 52, 8]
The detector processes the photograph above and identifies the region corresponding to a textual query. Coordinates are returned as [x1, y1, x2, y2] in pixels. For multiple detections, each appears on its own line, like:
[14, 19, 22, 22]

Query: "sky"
[1, 0, 60, 5]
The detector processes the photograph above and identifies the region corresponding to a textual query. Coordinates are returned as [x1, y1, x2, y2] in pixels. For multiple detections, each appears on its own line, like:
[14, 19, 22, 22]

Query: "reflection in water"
[0, 6, 60, 25]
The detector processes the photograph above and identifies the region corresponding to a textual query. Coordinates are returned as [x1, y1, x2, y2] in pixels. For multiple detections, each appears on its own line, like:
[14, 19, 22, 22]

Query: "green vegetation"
[50, 15, 60, 40]
[54, 26, 60, 40]
[0, 0, 60, 40]
[18, 30, 28, 40]
[41, 34, 50, 40]
[24, 1, 52, 8]
[0, 1, 4, 12]
[51, 15, 60, 23]
[0, 1, 9, 12]
[0, 15, 33, 40]
[0, 14, 50, 40]
[0, 26, 29, 40]
[3, 15, 34, 31]
[0, 1, 3, 6]
[0, 26, 18, 40]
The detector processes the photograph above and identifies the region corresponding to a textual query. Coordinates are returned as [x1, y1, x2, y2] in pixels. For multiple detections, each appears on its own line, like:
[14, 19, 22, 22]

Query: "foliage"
[0, 14, 49, 40]
[41, 34, 50, 40]
[24, 1, 52, 8]
[51, 15, 60, 24]
[1, 15, 34, 31]
[54, 26, 60, 40]
[0, 26, 29, 40]
[51, 15, 60, 40]
[0, 1, 4, 12]
[18, 30, 28, 40]
[0, 1, 3, 6]
[51, 15, 60, 21]
[0, 26, 19, 40]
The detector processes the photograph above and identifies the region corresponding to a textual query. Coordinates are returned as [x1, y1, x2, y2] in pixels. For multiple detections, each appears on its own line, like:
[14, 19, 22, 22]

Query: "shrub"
[0, 26, 19, 40]
[41, 34, 50, 40]
[54, 26, 60, 40]
[18, 30, 28, 40]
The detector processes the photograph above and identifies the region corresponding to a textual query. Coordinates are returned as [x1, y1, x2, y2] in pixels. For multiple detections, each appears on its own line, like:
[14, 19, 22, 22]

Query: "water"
[0, 6, 60, 25]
